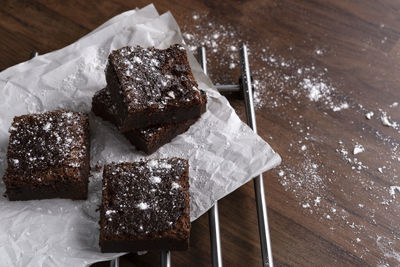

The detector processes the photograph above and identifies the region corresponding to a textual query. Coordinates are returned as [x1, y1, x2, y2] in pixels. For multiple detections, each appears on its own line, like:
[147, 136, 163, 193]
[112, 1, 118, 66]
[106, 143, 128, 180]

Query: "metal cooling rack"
[30, 44, 273, 267]
[196, 45, 274, 267]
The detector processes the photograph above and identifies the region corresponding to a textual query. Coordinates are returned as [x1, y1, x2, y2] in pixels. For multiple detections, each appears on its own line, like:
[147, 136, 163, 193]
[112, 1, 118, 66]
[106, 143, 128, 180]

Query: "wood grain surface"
[2, 0, 400, 266]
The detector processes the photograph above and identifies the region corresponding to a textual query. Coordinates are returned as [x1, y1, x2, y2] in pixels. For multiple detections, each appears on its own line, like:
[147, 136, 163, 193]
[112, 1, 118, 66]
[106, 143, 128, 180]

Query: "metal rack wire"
[198, 45, 274, 267]
[197, 47, 223, 267]
[30, 44, 273, 267]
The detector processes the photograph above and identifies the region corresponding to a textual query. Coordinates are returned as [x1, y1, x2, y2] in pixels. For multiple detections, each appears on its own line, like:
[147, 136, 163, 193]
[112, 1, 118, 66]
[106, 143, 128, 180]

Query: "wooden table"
[2, 0, 400, 266]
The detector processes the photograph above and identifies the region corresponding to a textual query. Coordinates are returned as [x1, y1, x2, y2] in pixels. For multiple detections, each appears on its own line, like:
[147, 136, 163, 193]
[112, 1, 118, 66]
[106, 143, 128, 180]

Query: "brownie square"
[106, 44, 203, 131]
[2, 110, 90, 201]
[99, 158, 191, 252]
[92, 87, 207, 154]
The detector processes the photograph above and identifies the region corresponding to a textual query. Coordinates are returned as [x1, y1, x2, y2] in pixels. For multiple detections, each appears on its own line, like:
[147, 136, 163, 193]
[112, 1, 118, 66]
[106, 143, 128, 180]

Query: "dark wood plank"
[1, 0, 400, 266]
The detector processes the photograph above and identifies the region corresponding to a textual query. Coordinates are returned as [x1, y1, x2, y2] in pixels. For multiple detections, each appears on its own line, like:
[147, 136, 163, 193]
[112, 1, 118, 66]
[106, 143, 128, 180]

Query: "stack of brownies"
[93, 44, 206, 252]
[92, 44, 207, 154]
[2, 44, 202, 254]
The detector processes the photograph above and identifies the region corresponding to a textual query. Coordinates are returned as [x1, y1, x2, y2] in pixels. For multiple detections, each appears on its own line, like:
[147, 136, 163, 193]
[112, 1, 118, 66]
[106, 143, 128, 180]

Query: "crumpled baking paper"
[0, 4, 281, 267]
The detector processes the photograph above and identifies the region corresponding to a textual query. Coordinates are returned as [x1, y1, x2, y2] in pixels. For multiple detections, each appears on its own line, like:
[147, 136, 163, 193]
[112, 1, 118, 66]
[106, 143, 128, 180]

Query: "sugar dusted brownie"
[2, 110, 90, 201]
[99, 158, 191, 252]
[106, 44, 203, 131]
[92, 87, 207, 154]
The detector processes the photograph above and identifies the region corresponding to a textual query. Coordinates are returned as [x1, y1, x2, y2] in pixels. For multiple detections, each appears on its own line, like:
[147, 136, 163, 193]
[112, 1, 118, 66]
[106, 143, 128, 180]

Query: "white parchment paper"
[0, 4, 281, 266]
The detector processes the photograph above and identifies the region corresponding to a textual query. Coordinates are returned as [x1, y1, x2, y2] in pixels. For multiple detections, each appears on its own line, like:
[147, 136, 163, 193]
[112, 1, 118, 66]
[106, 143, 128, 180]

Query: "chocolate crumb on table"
[2, 110, 90, 201]
[99, 158, 191, 252]
[92, 87, 208, 154]
[106, 44, 203, 131]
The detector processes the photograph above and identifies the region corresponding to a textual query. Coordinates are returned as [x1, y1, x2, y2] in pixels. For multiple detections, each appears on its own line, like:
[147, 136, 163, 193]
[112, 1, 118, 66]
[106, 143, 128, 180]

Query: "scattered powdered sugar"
[381, 114, 392, 127]
[332, 102, 350, 112]
[365, 111, 374, 120]
[105, 210, 116, 216]
[389, 186, 400, 198]
[150, 176, 161, 184]
[314, 49, 324, 55]
[336, 142, 368, 172]
[147, 159, 158, 168]
[183, 13, 347, 112]
[158, 162, 172, 169]
[43, 122, 52, 131]
[301, 78, 331, 101]
[182, 15, 241, 83]
[279, 148, 327, 209]
[381, 112, 398, 128]
[377, 236, 400, 265]
[183, 12, 400, 265]
[298, 77, 349, 111]
[167, 91, 175, 99]
[136, 202, 149, 210]
[171, 182, 181, 190]
[353, 144, 365, 155]
[131, 56, 141, 64]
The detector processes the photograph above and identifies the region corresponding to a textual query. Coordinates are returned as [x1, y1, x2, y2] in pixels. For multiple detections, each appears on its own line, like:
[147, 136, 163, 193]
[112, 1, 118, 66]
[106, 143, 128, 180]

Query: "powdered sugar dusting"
[136, 202, 149, 210]
[182, 15, 241, 83]
[105, 210, 116, 216]
[171, 182, 181, 190]
[150, 176, 161, 184]
[183, 16, 349, 112]
[381, 112, 398, 128]
[147, 159, 158, 168]
[353, 144, 365, 155]
[377, 236, 400, 265]
[365, 111, 374, 120]
[389, 186, 400, 198]
[301, 78, 331, 101]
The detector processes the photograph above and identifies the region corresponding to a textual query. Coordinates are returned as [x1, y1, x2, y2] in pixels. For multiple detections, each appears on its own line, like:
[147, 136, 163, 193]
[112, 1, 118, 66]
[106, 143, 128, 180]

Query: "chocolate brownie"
[92, 87, 207, 154]
[2, 110, 90, 201]
[99, 158, 191, 252]
[106, 44, 203, 131]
